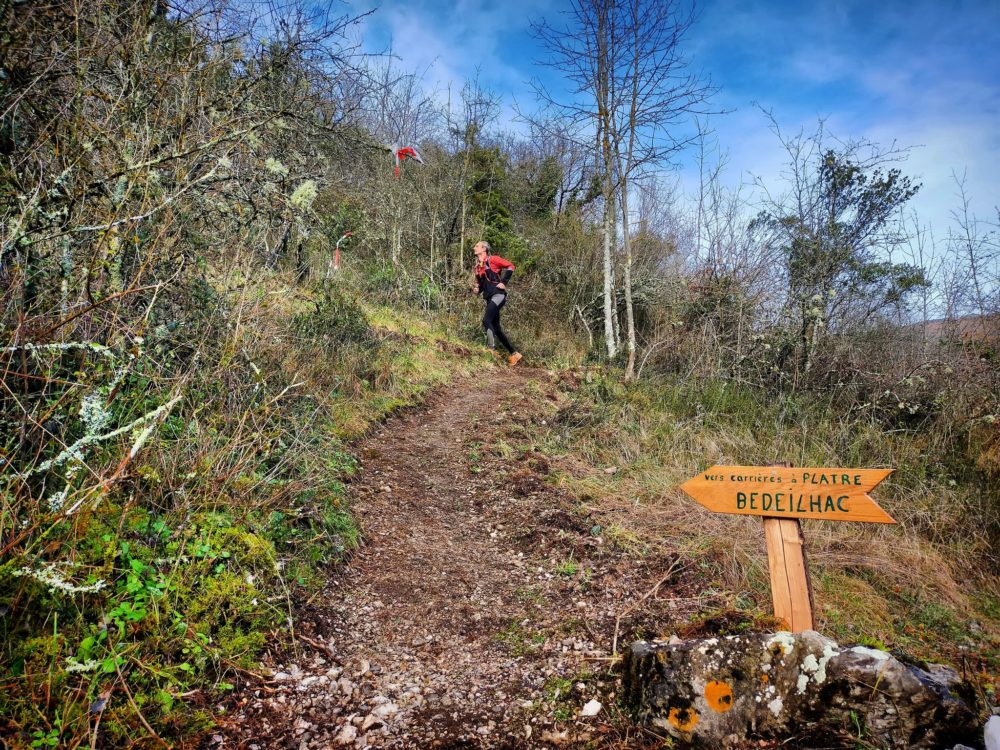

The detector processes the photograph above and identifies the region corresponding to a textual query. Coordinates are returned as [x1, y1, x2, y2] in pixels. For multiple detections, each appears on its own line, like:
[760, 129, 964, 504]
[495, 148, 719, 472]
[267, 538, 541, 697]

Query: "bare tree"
[900, 210, 939, 345]
[946, 171, 999, 325]
[608, 0, 715, 377]
[353, 55, 439, 266]
[531, 0, 713, 371]
[531, 0, 619, 358]
[450, 77, 502, 275]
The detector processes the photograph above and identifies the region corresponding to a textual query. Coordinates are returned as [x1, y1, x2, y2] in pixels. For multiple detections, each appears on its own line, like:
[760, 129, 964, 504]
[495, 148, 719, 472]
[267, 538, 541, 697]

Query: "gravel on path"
[218, 368, 679, 749]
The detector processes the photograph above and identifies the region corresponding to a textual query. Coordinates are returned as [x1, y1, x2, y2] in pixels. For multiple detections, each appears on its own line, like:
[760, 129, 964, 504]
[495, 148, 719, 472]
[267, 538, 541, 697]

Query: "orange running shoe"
[508, 352, 523, 367]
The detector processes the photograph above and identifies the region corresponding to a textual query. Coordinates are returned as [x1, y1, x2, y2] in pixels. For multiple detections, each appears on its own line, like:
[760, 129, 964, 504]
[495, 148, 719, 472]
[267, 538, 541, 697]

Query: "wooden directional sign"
[678, 463, 896, 633]
[679, 465, 896, 524]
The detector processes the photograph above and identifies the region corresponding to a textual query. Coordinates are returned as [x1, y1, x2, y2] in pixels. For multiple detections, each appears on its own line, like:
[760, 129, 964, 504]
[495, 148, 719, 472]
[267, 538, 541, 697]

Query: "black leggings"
[482, 294, 515, 353]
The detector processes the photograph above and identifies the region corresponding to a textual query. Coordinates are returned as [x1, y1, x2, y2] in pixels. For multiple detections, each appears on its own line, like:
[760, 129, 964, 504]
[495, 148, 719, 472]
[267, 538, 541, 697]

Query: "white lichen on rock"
[798, 643, 839, 693]
[814, 643, 838, 683]
[627, 632, 978, 748]
[766, 632, 795, 656]
[849, 646, 889, 661]
[767, 697, 783, 716]
[797, 641, 839, 693]
[796, 673, 809, 694]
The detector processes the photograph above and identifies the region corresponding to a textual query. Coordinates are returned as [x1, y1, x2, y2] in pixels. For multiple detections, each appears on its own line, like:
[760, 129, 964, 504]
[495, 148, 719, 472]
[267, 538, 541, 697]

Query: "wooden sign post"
[762, 515, 814, 632]
[679, 464, 895, 632]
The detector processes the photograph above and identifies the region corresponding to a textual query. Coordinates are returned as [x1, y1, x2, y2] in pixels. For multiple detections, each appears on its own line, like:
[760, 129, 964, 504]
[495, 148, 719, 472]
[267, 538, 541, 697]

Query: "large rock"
[623, 631, 978, 748]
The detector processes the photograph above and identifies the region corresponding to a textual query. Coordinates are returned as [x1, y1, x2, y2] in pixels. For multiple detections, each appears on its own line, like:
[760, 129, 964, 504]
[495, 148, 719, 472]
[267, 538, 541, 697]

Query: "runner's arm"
[493, 256, 515, 284]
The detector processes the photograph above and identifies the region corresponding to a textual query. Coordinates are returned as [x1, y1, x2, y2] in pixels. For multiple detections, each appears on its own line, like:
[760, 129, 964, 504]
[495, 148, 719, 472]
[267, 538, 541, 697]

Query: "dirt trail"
[221, 368, 677, 749]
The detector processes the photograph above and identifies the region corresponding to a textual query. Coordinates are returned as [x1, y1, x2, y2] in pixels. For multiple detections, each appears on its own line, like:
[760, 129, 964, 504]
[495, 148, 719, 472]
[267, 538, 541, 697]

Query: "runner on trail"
[470, 241, 523, 366]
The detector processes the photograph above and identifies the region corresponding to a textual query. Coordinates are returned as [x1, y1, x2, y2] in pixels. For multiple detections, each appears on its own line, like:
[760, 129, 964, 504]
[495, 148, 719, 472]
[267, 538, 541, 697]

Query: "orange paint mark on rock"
[667, 706, 699, 732]
[704, 680, 735, 712]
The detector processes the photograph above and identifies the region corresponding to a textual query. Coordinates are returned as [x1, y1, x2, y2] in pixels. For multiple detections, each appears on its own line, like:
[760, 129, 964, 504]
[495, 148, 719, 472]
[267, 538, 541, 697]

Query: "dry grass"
[542, 370, 1000, 680]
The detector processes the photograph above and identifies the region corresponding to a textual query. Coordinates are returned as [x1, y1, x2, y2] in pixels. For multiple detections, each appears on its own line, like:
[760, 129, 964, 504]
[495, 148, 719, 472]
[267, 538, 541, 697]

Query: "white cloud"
[866, 117, 999, 231]
[682, 0, 1000, 237]
[349, 0, 538, 94]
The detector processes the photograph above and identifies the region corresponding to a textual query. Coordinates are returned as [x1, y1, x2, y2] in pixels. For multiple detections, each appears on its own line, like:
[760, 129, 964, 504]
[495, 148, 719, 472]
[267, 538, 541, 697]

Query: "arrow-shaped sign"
[679, 465, 895, 524]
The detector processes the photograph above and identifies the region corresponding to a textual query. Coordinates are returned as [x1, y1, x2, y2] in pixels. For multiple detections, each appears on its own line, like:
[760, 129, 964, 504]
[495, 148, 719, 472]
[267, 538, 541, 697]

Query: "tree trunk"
[620, 0, 641, 380]
[620, 182, 637, 379]
[391, 190, 402, 266]
[458, 193, 466, 273]
[596, 2, 617, 360]
[603, 194, 617, 359]
[611, 250, 621, 349]
[295, 236, 308, 283]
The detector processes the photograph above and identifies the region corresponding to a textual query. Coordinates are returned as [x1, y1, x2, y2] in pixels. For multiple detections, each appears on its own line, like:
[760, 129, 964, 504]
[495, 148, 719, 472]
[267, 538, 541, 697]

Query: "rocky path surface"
[219, 368, 681, 749]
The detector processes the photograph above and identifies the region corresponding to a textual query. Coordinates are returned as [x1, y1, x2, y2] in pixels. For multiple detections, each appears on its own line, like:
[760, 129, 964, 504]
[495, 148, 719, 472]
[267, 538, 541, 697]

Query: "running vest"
[476, 256, 504, 286]
[475, 255, 512, 299]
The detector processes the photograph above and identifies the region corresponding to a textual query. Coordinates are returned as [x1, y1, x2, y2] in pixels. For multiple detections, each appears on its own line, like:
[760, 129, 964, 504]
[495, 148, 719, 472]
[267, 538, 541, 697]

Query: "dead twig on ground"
[611, 558, 687, 658]
[298, 634, 336, 659]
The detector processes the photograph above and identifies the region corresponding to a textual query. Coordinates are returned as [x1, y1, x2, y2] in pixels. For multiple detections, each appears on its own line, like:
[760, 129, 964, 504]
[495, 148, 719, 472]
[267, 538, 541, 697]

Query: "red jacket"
[474, 255, 515, 298]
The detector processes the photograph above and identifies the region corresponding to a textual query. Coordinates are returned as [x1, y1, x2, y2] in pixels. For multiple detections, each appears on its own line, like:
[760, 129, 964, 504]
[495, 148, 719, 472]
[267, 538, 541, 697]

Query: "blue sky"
[344, 0, 999, 236]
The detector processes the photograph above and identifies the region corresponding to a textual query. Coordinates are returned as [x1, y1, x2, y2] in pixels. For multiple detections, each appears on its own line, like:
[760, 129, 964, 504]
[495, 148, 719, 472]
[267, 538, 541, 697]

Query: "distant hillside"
[914, 314, 999, 343]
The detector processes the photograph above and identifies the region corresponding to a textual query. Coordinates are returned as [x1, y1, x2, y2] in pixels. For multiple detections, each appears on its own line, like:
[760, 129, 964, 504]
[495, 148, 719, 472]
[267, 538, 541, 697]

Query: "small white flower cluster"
[13, 562, 106, 595]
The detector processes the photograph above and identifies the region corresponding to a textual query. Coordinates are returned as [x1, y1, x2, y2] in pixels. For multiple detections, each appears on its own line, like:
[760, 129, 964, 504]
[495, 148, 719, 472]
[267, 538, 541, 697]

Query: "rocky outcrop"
[623, 631, 979, 748]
